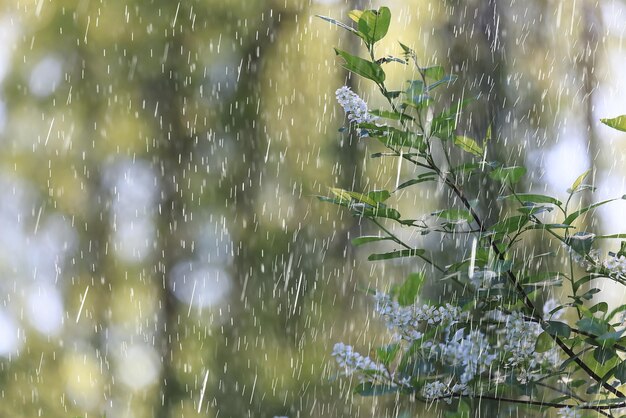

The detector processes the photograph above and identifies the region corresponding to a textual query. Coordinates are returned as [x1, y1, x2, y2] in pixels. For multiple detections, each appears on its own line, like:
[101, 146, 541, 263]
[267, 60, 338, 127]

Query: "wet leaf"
[535, 331, 553, 353]
[317, 14, 360, 36]
[367, 190, 391, 203]
[454, 135, 483, 157]
[501, 193, 563, 206]
[564, 231, 595, 254]
[357, 7, 391, 44]
[570, 168, 591, 192]
[421, 65, 445, 80]
[542, 320, 571, 338]
[564, 196, 626, 225]
[395, 272, 425, 306]
[613, 360, 626, 384]
[334, 48, 385, 84]
[601, 115, 626, 132]
[351, 236, 392, 246]
[368, 249, 425, 261]
[489, 166, 526, 185]
[577, 317, 609, 337]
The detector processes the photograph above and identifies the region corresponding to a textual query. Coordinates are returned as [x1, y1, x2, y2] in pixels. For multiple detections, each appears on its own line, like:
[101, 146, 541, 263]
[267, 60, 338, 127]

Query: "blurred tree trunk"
[442, 0, 509, 225]
[144, 11, 191, 418]
[213, 6, 290, 416]
[579, 0, 602, 231]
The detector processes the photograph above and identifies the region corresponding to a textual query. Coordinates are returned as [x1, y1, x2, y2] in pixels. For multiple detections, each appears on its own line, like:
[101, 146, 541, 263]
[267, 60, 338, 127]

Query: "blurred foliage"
[0, 0, 622, 417]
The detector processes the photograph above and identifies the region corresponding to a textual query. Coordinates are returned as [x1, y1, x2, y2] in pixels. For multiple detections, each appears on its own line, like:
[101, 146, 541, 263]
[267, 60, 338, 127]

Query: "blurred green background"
[0, 0, 624, 417]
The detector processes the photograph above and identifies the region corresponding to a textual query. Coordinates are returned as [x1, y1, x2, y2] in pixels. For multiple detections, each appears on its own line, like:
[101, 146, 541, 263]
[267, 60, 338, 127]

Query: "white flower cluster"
[558, 407, 582, 418]
[335, 86, 378, 124]
[604, 254, 626, 275]
[438, 329, 497, 385]
[331, 342, 388, 382]
[492, 308, 560, 383]
[374, 292, 465, 342]
[499, 310, 559, 383]
[422, 380, 469, 403]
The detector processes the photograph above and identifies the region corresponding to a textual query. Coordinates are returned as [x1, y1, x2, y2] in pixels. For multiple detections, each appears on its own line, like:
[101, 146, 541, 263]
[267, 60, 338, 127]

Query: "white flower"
[331, 342, 388, 382]
[438, 329, 496, 384]
[422, 381, 451, 402]
[335, 86, 378, 124]
[374, 292, 466, 342]
[558, 407, 582, 418]
[604, 254, 626, 275]
[499, 311, 559, 383]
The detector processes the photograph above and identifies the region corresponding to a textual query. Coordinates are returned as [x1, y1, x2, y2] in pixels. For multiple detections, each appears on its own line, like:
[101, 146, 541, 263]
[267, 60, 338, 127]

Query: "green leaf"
[572, 275, 594, 294]
[593, 347, 616, 364]
[524, 223, 573, 231]
[316, 195, 350, 208]
[396, 176, 437, 190]
[362, 206, 402, 220]
[535, 331, 553, 353]
[330, 187, 378, 206]
[564, 231, 596, 255]
[317, 14, 360, 36]
[612, 360, 626, 384]
[357, 7, 391, 44]
[601, 115, 626, 132]
[542, 320, 572, 338]
[347, 9, 363, 22]
[426, 74, 458, 91]
[367, 190, 391, 203]
[368, 249, 425, 261]
[398, 42, 414, 56]
[376, 343, 401, 366]
[595, 234, 626, 239]
[489, 215, 529, 235]
[596, 329, 626, 348]
[396, 272, 425, 306]
[369, 109, 414, 122]
[589, 302, 608, 315]
[454, 135, 483, 157]
[360, 124, 425, 150]
[580, 287, 601, 300]
[383, 90, 402, 99]
[351, 236, 392, 246]
[431, 208, 473, 223]
[577, 317, 609, 337]
[501, 193, 563, 206]
[516, 203, 553, 216]
[421, 65, 445, 80]
[607, 304, 626, 323]
[564, 196, 626, 225]
[489, 166, 526, 185]
[570, 168, 591, 192]
[334, 48, 385, 84]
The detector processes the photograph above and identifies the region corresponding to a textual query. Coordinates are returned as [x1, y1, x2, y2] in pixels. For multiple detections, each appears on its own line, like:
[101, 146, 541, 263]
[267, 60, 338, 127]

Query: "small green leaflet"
[351, 236, 392, 246]
[541, 320, 571, 338]
[601, 115, 626, 132]
[489, 166, 526, 185]
[421, 65, 445, 80]
[569, 168, 591, 193]
[454, 135, 483, 157]
[334, 48, 385, 84]
[500, 193, 563, 207]
[368, 249, 425, 261]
